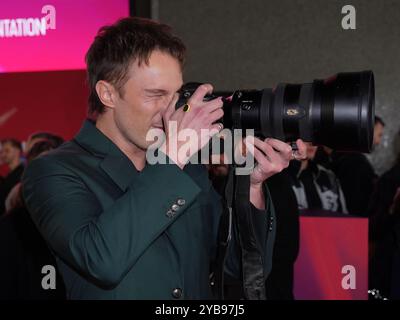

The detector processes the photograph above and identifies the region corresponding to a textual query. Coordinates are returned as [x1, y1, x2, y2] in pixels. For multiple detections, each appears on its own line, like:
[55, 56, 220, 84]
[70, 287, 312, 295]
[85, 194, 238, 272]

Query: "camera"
[176, 71, 375, 153]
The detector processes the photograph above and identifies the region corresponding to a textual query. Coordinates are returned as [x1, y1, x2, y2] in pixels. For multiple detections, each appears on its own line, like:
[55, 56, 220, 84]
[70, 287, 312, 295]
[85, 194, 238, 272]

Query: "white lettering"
[41, 265, 56, 290]
[0, 5, 56, 38]
[341, 5, 356, 30]
[341, 265, 356, 289]
[155, 305, 190, 318]
[42, 5, 56, 30]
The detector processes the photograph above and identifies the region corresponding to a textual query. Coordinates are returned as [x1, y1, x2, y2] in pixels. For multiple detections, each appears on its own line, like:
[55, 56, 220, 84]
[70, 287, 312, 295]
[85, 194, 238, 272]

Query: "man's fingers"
[189, 84, 213, 103]
[247, 136, 290, 170]
[245, 136, 275, 163]
[208, 107, 224, 124]
[295, 139, 307, 160]
[250, 145, 277, 174]
[203, 96, 223, 113]
[163, 93, 180, 122]
[209, 123, 224, 137]
[252, 137, 279, 162]
[265, 138, 292, 154]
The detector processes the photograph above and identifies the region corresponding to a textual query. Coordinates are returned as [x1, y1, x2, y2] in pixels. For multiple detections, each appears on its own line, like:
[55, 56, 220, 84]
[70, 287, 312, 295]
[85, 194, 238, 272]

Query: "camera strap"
[212, 165, 267, 300]
[211, 167, 234, 300]
[212, 162, 267, 300]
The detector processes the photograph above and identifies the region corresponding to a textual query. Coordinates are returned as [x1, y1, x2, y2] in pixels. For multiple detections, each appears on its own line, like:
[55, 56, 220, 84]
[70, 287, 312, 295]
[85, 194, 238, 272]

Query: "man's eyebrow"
[144, 89, 169, 94]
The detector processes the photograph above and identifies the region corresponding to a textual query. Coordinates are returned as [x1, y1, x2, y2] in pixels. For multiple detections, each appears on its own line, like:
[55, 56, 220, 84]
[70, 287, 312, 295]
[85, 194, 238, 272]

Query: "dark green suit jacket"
[22, 120, 276, 299]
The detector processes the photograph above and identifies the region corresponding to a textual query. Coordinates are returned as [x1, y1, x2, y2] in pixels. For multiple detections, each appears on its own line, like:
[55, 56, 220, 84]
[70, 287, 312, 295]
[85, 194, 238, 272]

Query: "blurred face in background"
[373, 122, 384, 147]
[0, 142, 21, 166]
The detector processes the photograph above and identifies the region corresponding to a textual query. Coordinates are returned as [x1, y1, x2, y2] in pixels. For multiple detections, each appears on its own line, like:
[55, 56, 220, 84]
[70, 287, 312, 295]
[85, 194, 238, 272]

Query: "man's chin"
[144, 139, 164, 151]
[145, 127, 165, 148]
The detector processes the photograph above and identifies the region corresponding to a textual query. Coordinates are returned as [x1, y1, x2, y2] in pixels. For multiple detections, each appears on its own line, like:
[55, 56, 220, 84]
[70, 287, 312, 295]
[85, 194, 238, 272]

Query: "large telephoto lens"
[177, 71, 375, 153]
[222, 71, 375, 153]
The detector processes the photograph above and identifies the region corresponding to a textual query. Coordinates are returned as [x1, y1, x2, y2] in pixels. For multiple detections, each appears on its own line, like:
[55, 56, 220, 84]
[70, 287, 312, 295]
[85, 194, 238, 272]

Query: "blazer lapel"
[74, 119, 138, 192]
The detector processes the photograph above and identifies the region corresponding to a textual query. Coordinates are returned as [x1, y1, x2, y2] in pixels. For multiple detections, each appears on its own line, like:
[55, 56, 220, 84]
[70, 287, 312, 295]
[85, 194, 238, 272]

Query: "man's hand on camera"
[159, 84, 224, 169]
[245, 137, 307, 209]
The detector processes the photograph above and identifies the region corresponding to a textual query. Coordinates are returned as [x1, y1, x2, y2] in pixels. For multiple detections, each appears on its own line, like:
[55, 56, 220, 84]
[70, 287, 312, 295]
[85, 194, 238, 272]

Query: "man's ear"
[95, 80, 118, 109]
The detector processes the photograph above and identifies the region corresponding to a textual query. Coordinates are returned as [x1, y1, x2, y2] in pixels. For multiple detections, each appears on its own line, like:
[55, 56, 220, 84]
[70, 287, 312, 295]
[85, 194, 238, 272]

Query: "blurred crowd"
[0, 132, 65, 299]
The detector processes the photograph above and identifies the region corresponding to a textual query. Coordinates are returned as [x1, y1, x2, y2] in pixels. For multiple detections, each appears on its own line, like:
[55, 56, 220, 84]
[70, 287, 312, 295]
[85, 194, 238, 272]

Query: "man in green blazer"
[22, 17, 305, 299]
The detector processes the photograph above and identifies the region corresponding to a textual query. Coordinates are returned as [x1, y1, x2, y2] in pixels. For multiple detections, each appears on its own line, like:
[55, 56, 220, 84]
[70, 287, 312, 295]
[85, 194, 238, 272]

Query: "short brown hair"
[1, 138, 22, 152]
[85, 17, 186, 116]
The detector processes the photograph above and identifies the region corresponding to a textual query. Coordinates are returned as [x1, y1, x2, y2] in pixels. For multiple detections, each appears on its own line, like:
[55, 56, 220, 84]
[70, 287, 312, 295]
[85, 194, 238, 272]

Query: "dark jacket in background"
[0, 207, 66, 300]
[369, 163, 400, 239]
[368, 162, 400, 298]
[330, 152, 377, 216]
[265, 169, 299, 300]
[0, 163, 24, 215]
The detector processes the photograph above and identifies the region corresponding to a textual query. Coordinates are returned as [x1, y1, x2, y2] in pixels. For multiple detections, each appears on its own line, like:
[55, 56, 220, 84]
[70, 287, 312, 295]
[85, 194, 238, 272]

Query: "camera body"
[176, 71, 375, 153]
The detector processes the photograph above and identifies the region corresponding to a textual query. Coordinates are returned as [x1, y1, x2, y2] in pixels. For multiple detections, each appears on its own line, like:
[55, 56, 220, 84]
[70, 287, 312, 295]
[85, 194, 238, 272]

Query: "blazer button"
[172, 287, 182, 299]
[166, 209, 174, 218]
[177, 198, 186, 206]
[171, 204, 180, 212]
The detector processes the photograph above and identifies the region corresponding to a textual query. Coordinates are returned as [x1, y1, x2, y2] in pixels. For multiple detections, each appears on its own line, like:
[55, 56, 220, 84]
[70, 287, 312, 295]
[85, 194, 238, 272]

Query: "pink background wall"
[0, 0, 129, 72]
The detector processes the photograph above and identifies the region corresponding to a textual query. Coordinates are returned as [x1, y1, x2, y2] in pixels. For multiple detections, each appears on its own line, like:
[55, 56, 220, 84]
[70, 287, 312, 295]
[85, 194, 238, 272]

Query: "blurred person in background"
[0, 138, 24, 216]
[264, 169, 300, 300]
[391, 189, 400, 299]
[368, 130, 400, 299]
[24, 132, 65, 154]
[5, 132, 64, 213]
[4, 133, 64, 213]
[329, 116, 385, 216]
[0, 138, 66, 300]
[288, 142, 348, 214]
